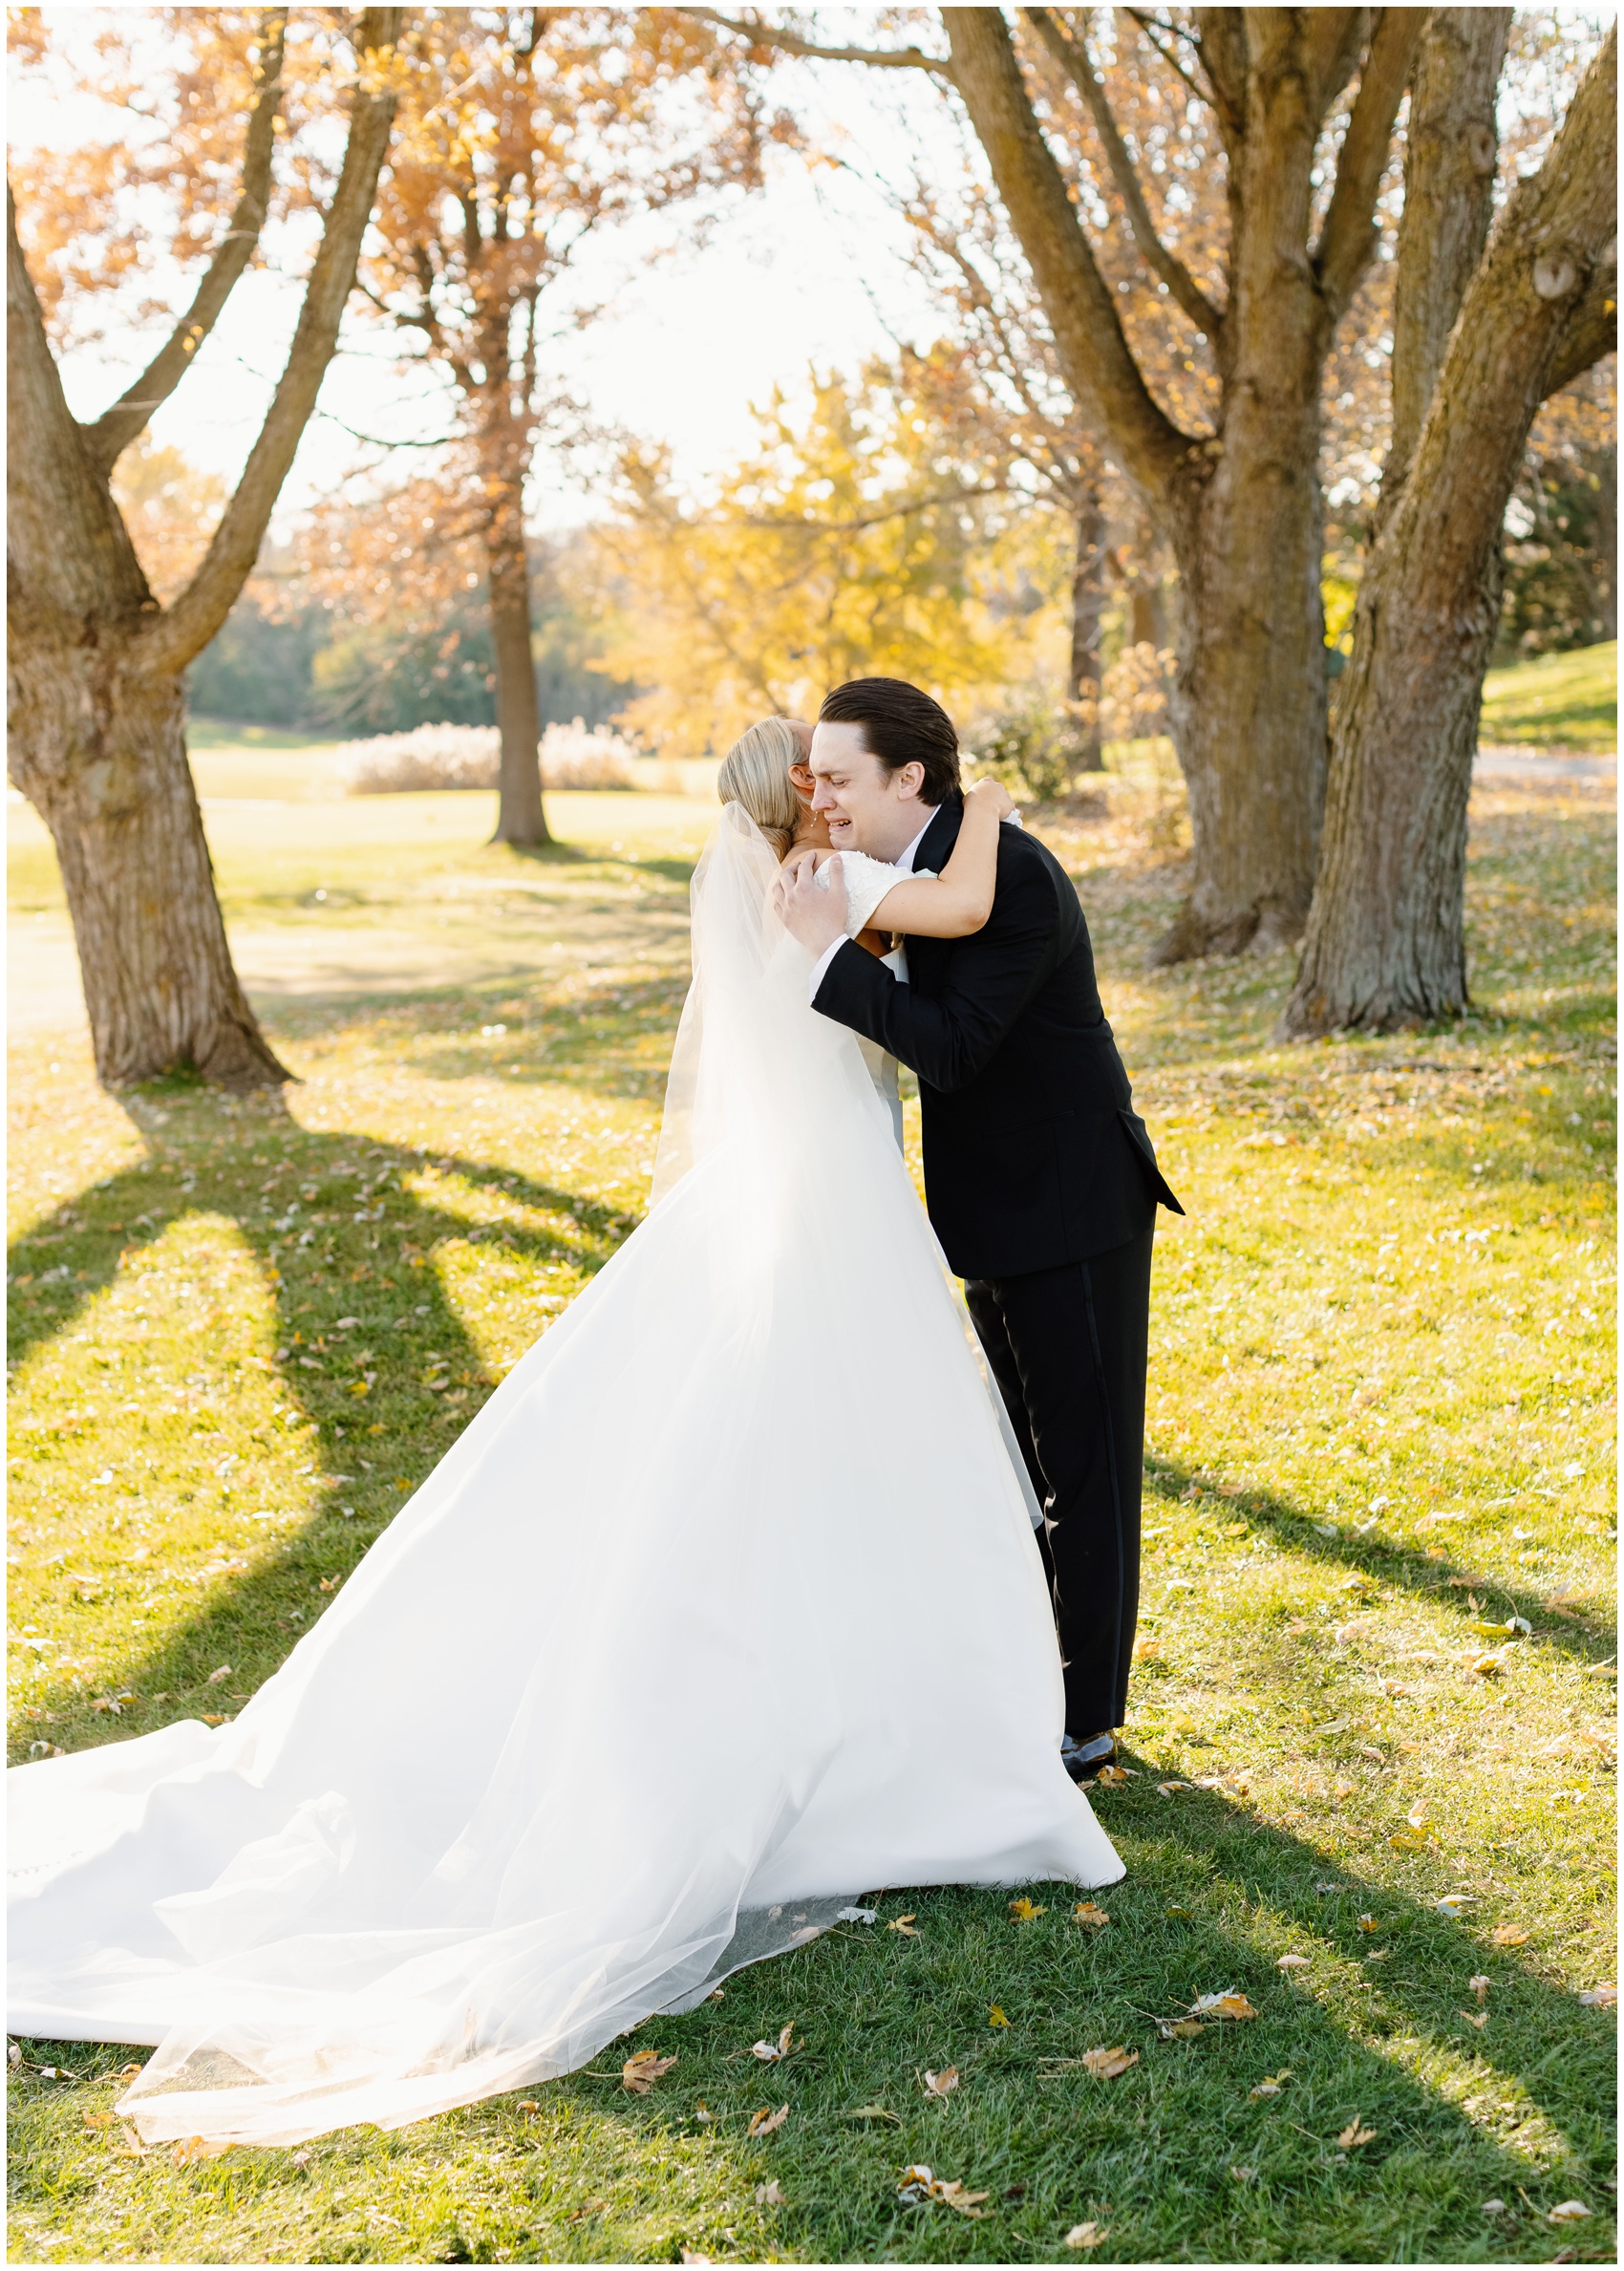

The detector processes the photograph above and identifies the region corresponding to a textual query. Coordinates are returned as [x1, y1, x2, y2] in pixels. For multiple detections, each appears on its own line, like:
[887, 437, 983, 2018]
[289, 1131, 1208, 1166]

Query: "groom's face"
[808, 723, 930, 863]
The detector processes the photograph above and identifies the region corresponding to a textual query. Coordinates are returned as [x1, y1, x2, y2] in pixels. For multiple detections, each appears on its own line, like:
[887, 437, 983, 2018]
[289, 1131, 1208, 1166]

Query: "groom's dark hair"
[819, 677, 961, 805]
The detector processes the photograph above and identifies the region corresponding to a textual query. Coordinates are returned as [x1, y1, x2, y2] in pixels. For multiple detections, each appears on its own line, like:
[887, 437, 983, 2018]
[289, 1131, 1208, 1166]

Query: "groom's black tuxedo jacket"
[813, 795, 1183, 1280]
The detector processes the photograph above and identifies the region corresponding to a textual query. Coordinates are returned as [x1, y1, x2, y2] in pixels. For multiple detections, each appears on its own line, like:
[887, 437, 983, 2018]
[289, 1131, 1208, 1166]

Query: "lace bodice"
[813, 849, 936, 936]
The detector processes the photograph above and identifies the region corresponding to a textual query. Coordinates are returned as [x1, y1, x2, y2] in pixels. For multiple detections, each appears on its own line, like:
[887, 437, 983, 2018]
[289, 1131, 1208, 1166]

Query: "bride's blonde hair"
[716, 718, 803, 860]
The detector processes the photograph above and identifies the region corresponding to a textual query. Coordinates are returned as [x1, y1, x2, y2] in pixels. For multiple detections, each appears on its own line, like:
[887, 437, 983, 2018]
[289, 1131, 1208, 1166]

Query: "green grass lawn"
[1480, 644, 1616, 752]
[7, 772, 1616, 2264]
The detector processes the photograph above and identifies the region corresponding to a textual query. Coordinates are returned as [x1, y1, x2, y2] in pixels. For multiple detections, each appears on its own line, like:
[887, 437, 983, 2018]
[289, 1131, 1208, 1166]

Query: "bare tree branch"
[1025, 6, 1224, 338]
[1122, 9, 1210, 110]
[78, 11, 288, 478]
[1189, 6, 1248, 147]
[1302, 7, 1365, 123]
[1314, 7, 1427, 320]
[681, 8, 953, 78]
[1543, 248, 1619, 398]
[134, 9, 405, 675]
[944, 9, 1190, 510]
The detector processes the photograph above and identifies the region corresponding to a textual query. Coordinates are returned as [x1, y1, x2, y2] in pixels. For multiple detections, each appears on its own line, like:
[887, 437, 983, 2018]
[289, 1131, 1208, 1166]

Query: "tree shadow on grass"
[503, 1791, 1615, 2264]
[7, 1086, 640, 1756]
[403, 974, 688, 1102]
[10, 1789, 1613, 2262]
[1142, 1453, 1616, 1667]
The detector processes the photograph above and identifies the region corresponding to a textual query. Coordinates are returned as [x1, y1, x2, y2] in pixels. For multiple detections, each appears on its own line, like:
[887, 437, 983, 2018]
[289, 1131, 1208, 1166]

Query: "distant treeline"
[190, 542, 636, 737]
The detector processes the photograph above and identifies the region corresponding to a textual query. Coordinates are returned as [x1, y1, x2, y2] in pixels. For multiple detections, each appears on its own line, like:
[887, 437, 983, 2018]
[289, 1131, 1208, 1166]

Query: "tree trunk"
[1067, 482, 1104, 770]
[1156, 390, 1328, 959]
[471, 346, 550, 846]
[5, 11, 401, 1090]
[1284, 29, 1616, 1037]
[1380, 8, 1511, 521]
[10, 636, 288, 1086]
[483, 463, 550, 847]
[1150, 12, 1334, 960]
[945, 7, 1414, 961]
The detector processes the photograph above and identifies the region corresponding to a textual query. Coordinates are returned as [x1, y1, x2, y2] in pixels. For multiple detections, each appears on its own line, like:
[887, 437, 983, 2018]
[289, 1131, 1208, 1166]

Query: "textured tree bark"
[1284, 28, 1616, 1037]
[947, 7, 1418, 959]
[6, 14, 401, 1090]
[1067, 484, 1105, 770]
[1380, 8, 1511, 518]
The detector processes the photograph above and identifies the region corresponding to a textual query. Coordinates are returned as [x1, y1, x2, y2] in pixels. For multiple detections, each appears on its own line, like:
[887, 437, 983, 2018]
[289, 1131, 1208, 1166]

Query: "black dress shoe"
[1061, 1731, 1117, 1783]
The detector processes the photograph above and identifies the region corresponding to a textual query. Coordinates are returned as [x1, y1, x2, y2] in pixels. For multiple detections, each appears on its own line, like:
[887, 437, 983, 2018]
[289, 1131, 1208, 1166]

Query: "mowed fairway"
[7, 763, 1616, 2265]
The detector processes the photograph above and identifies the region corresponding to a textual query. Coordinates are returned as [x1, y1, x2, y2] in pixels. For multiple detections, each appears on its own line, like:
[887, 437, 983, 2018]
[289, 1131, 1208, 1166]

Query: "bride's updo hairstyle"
[716, 718, 804, 859]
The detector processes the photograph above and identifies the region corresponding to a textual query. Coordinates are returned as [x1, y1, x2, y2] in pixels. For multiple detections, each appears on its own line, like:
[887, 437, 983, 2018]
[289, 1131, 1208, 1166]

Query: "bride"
[8, 718, 1122, 2148]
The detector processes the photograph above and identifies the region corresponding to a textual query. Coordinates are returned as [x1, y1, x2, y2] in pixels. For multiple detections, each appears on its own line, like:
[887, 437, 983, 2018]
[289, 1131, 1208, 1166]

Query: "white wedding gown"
[8, 804, 1121, 2148]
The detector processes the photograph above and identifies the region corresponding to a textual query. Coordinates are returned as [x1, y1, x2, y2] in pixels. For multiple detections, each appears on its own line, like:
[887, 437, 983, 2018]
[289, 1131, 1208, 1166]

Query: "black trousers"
[965, 1222, 1154, 1737]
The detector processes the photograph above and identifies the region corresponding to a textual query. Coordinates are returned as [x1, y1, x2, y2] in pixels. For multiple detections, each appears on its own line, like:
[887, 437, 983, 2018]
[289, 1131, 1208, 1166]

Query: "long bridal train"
[8, 805, 1121, 2148]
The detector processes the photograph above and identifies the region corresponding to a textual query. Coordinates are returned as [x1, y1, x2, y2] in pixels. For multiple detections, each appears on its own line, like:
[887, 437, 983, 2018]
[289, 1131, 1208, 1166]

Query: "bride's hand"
[965, 776, 1015, 821]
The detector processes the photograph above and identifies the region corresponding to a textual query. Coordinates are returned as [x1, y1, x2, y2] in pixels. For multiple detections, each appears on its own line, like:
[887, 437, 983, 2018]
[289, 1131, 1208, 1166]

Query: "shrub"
[335, 719, 638, 795]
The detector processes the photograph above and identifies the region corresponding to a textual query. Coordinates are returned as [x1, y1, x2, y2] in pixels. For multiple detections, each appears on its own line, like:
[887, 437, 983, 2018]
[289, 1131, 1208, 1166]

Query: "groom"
[776, 677, 1182, 1780]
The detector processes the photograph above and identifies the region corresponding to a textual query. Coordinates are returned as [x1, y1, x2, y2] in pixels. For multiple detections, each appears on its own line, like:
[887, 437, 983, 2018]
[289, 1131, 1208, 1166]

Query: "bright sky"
[12, 28, 959, 535]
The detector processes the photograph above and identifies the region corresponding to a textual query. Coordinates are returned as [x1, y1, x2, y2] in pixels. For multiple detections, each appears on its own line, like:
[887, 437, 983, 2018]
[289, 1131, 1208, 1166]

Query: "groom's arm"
[812, 857, 1060, 1092]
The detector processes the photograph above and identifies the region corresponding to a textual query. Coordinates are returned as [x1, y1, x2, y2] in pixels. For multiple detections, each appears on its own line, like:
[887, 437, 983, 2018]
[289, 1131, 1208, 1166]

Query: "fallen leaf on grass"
[1491, 1923, 1530, 1947]
[1473, 1617, 1532, 1638]
[896, 2165, 989, 2217]
[989, 2004, 1010, 2027]
[1156, 1780, 1192, 1796]
[622, 2049, 677, 2093]
[1469, 1975, 1490, 2003]
[887, 1914, 918, 1937]
[1436, 1894, 1473, 1916]
[751, 2024, 797, 2063]
[836, 1906, 878, 1924]
[923, 2067, 959, 2098]
[112, 2126, 151, 2158]
[680, 2250, 713, 2263]
[747, 2104, 788, 2138]
[1468, 1648, 1513, 1678]
[81, 2110, 115, 2130]
[1156, 2018, 1206, 2041]
[1579, 1984, 1616, 2007]
[1548, 2201, 1592, 2223]
[205, 1665, 232, 1685]
[1064, 2220, 1109, 2249]
[1357, 1913, 1378, 1933]
[1250, 2071, 1292, 2099]
[1009, 1896, 1046, 1920]
[1074, 1902, 1110, 1930]
[289, 2152, 312, 2170]
[1336, 2118, 1377, 2151]
[1276, 1954, 1310, 1971]
[1230, 2165, 1256, 2184]
[118, 2063, 143, 2080]
[754, 2180, 786, 2207]
[1460, 2009, 1489, 2029]
[1093, 1764, 1129, 1786]
[516, 2100, 539, 2115]
[844, 2104, 901, 2124]
[1191, 1992, 1258, 2022]
[172, 2135, 232, 2164]
[1079, 2046, 1139, 2079]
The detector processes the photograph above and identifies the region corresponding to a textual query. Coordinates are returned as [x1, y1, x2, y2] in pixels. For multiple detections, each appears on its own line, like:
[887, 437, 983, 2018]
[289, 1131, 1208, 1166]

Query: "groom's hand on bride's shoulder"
[772, 853, 848, 955]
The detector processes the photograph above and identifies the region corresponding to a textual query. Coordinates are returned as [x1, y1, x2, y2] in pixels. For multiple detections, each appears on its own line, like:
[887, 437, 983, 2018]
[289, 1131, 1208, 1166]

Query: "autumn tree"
[353, 7, 777, 846]
[692, 7, 1426, 959]
[586, 360, 1031, 754]
[1283, 18, 1616, 1036]
[9, 8, 404, 1090]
